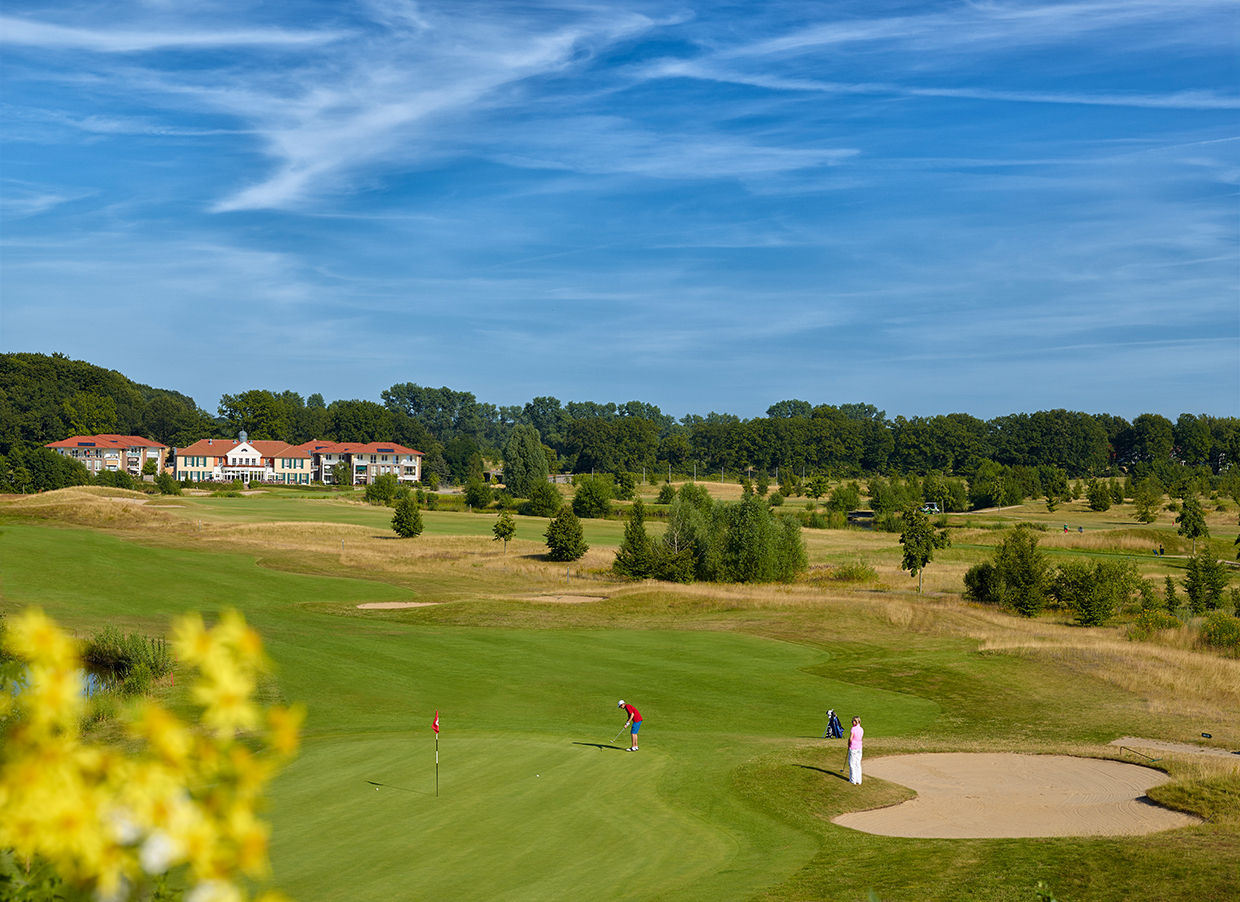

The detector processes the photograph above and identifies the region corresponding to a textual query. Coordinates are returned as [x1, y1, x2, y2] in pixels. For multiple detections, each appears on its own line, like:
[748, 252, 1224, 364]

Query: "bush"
[94, 469, 136, 490]
[1200, 611, 1240, 656]
[572, 475, 613, 519]
[768, 492, 784, 507]
[1052, 560, 1139, 626]
[828, 558, 879, 583]
[364, 473, 399, 505]
[391, 494, 423, 538]
[464, 478, 493, 510]
[656, 484, 676, 504]
[155, 471, 182, 495]
[963, 561, 1001, 606]
[545, 507, 588, 561]
[1128, 608, 1182, 641]
[522, 480, 563, 517]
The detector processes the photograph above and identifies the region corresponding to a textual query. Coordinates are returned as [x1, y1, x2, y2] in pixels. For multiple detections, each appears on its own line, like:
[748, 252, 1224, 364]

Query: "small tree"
[995, 527, 1050, 617]
[364, 473, 399, 505]
[1133, 478, 1162, 524]
[142, 460, 158, 477]
[545, 507, 588, 561]
[1052, 560, 1139, 626]
[656, 484, 676, 504]
[1109, 479, 1125, 505]
[1086, 479, 1111, 512]
[155, 471, 182, 495]
[572, 475, 613, 519]
[1184, 550, 1227, 614]
[464, 478, 493, 510]
[899, 508, 936, 594]
[391, 494, 423, 538]
[522, 480, 563, 517]
[613, 499, 654, 579]
[1163, 575, 1180, 613]
[331, 461, 350, 487]
[492, 509, 516, 553]
[1176, 496, 1208, 554]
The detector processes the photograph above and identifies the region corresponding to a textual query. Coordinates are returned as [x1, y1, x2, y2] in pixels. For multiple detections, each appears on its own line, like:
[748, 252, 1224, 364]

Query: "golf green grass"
[1, 513, 1236, 901]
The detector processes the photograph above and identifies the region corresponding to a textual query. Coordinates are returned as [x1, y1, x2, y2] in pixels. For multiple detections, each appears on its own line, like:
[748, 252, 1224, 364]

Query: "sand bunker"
[519, 595, 607, 604]
[832, 753, 1199, 838]
[356, 601, 439, 609]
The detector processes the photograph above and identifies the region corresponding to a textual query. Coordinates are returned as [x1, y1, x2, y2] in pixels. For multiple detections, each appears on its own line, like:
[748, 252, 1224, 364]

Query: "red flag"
[432, 710, 440, 734]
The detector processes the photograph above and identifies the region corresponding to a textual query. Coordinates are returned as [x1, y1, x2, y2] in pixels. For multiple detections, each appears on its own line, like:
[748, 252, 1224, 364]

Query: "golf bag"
[822, 709, 844, 739]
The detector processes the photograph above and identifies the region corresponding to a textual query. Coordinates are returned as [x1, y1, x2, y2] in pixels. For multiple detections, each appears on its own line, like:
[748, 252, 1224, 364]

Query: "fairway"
[2, 493, 1238, 901]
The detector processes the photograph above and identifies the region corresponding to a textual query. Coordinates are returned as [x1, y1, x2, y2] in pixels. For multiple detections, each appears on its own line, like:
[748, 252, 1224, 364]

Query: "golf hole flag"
[433, 710, 440, 797]
[433, 710, 440, 734]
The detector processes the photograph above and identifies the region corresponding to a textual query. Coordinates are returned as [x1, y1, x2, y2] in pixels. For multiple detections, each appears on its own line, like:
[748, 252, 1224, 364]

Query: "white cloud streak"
[0, 15, 347, 52]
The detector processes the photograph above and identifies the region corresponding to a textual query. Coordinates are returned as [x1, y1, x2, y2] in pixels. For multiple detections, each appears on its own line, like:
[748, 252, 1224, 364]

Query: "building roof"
[178, 438, 310, 459]
[46, 434, 168, 450]
[291, 440, 423, 456]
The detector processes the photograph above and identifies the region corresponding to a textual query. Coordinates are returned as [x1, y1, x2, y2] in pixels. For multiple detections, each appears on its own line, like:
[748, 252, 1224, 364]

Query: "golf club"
[611, 723, 629, 745]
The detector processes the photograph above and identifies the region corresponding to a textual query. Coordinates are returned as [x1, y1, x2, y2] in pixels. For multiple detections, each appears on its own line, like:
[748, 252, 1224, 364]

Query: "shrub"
[80, 626, 172, 694]
[155, 471, 182, 495]
[656, 484, 676, 505]
[94, 469, 136, 490]
[1127, 608, 1182, 641]
[572, 475, 613, 519]
[464, 478, 493, 510]
[364, 473, 399, 505]
[963, 561, 1002, 606]
[768, 492, 784, 507]
[391, 494, 423, 538]
[522, 480, 563, 517]
[1052, 560, 1139, 626]
[545, 507, 588, 561]
[1199, 611, 1240, 656]
[830, 558, 879, 583]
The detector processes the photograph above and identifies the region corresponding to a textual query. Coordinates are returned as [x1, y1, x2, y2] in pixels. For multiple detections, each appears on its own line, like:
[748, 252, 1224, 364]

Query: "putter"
[611, 723, 629, 745]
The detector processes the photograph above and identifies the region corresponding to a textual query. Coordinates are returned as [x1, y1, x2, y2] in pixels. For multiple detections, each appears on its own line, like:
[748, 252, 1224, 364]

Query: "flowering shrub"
[0, 608, 302, 901]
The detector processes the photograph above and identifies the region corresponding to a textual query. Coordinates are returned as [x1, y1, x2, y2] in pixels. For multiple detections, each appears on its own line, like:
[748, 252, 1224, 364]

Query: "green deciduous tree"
[545, 507, 588, 561]
[1176, 496, 1208, 554]
[522, 480, 563, 517]
[1086, 479, 1112, 511]
[964, 527, 1049, 616]
[391, 494, 423, 538]
[1051, 560, 1139, 626]
[1133, 477, 1163, 524]
[899, 508, 936, 594]
[492, 509, 516, 553]
[464, 478, 493, 510]
[364, 473, 399, 505]
[572, 475, 613, 519]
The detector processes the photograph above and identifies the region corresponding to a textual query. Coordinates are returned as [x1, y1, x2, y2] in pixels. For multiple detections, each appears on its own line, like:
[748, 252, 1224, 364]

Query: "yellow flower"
[132, 701, 194, 765]
[193, 665, 259, 736]
[215, 609, 267, 669]
[172, 612, 216, 668]
[227, 804, 271, 877]
[266, 704, 304, 758]
[4, 607, 78, 670]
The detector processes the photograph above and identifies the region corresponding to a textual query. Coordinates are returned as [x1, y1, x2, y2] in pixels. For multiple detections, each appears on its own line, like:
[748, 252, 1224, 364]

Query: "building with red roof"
[46, 434, 169, 478]
[175, 433, 421, 485]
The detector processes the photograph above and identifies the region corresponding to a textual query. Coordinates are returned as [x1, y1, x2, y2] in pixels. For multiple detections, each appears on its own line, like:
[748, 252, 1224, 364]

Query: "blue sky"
[2, 0, 1236, 421]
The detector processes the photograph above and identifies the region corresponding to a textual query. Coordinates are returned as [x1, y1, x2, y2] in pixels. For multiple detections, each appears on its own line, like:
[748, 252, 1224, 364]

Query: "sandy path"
[356, 601, 439, 609]
[1110, 737, 1240, 760]
[832, 753, 1200, 838]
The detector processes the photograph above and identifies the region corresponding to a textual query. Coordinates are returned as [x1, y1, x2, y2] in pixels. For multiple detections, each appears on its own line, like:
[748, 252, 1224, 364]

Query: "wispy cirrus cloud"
[0, 14, 347, 52]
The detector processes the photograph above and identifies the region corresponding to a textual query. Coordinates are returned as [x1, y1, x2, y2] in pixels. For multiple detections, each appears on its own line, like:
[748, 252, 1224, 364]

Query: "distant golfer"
[617, 700, 642, 752]
[847, 716, 864, 784]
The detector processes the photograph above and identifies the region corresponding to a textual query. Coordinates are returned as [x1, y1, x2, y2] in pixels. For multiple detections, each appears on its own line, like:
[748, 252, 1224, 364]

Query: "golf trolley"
[821, 709, 844, 739]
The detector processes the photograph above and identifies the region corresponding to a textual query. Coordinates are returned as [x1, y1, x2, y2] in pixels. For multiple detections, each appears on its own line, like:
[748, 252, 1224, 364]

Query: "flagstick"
[435, 732, 439, 798]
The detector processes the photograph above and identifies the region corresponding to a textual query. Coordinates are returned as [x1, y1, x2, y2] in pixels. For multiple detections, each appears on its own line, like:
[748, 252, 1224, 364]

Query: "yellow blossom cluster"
[0, 608, 303, 901]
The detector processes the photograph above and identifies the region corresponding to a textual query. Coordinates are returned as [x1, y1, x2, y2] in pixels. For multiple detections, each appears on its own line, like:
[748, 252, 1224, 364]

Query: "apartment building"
[175, 433, 422, 486]
[296, 440, 423, 485]
[46, 434, 169, 477]
[176, 433, 313, 485]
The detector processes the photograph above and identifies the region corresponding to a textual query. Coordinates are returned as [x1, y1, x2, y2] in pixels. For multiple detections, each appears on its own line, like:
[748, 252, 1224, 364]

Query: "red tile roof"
[178, 438, 309, 459]
[46, 434, 167, 450]
[290, 440, 423, 456]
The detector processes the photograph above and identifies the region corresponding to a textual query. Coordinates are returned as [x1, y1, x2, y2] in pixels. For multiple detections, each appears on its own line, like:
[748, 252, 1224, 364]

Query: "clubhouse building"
[46, 434, 169, 478]
[174, 433, 423, 486]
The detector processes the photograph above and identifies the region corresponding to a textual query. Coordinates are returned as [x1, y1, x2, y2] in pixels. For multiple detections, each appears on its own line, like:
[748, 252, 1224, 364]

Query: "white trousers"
[848, 748, 863, 784]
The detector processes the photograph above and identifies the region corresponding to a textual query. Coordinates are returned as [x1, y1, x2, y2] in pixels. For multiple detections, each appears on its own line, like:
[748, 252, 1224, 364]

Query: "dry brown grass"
[1, 486, 186, 531]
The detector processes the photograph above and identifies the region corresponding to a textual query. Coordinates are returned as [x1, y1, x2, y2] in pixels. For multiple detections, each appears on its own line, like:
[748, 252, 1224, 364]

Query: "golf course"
[2, 485, 1238, 901]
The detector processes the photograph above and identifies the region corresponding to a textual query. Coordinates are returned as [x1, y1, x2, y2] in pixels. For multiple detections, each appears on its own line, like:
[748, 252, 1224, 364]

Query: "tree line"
[2, 353, 1237, 494]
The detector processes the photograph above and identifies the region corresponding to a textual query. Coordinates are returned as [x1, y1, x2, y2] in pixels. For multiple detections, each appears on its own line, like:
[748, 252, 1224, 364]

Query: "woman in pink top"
[847, 716, 864, 784]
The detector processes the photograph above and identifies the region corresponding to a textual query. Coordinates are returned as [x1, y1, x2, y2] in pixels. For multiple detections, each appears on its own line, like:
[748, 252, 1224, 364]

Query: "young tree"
[613, 499, 654, 579]
[1176, 496, 1208, 554]
[995, 527, 1050, 617]
[1184, 550, 1227, 614]
[1163, 575, 1180, 613]
[1086, 479, 1112, 512]
[464, 477, 493, 510]
[155, 471, 182, 495]
[1052, 560, 1139, 626]
[545, 507, 588, 561]
[492, 509, 516, 553]
[1133, 477, 1163, 524]
[572, 475, 613, 519]
[331, 461, 350, 487]
[899, 508, 936, 594]
[391, 494, 423, 538]
[364, 473, 399, 505]
[522, 480, 563, 517]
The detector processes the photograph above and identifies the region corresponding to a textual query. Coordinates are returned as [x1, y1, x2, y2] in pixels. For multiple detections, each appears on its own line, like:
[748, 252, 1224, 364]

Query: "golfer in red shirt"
[618, 700, 642, 751]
